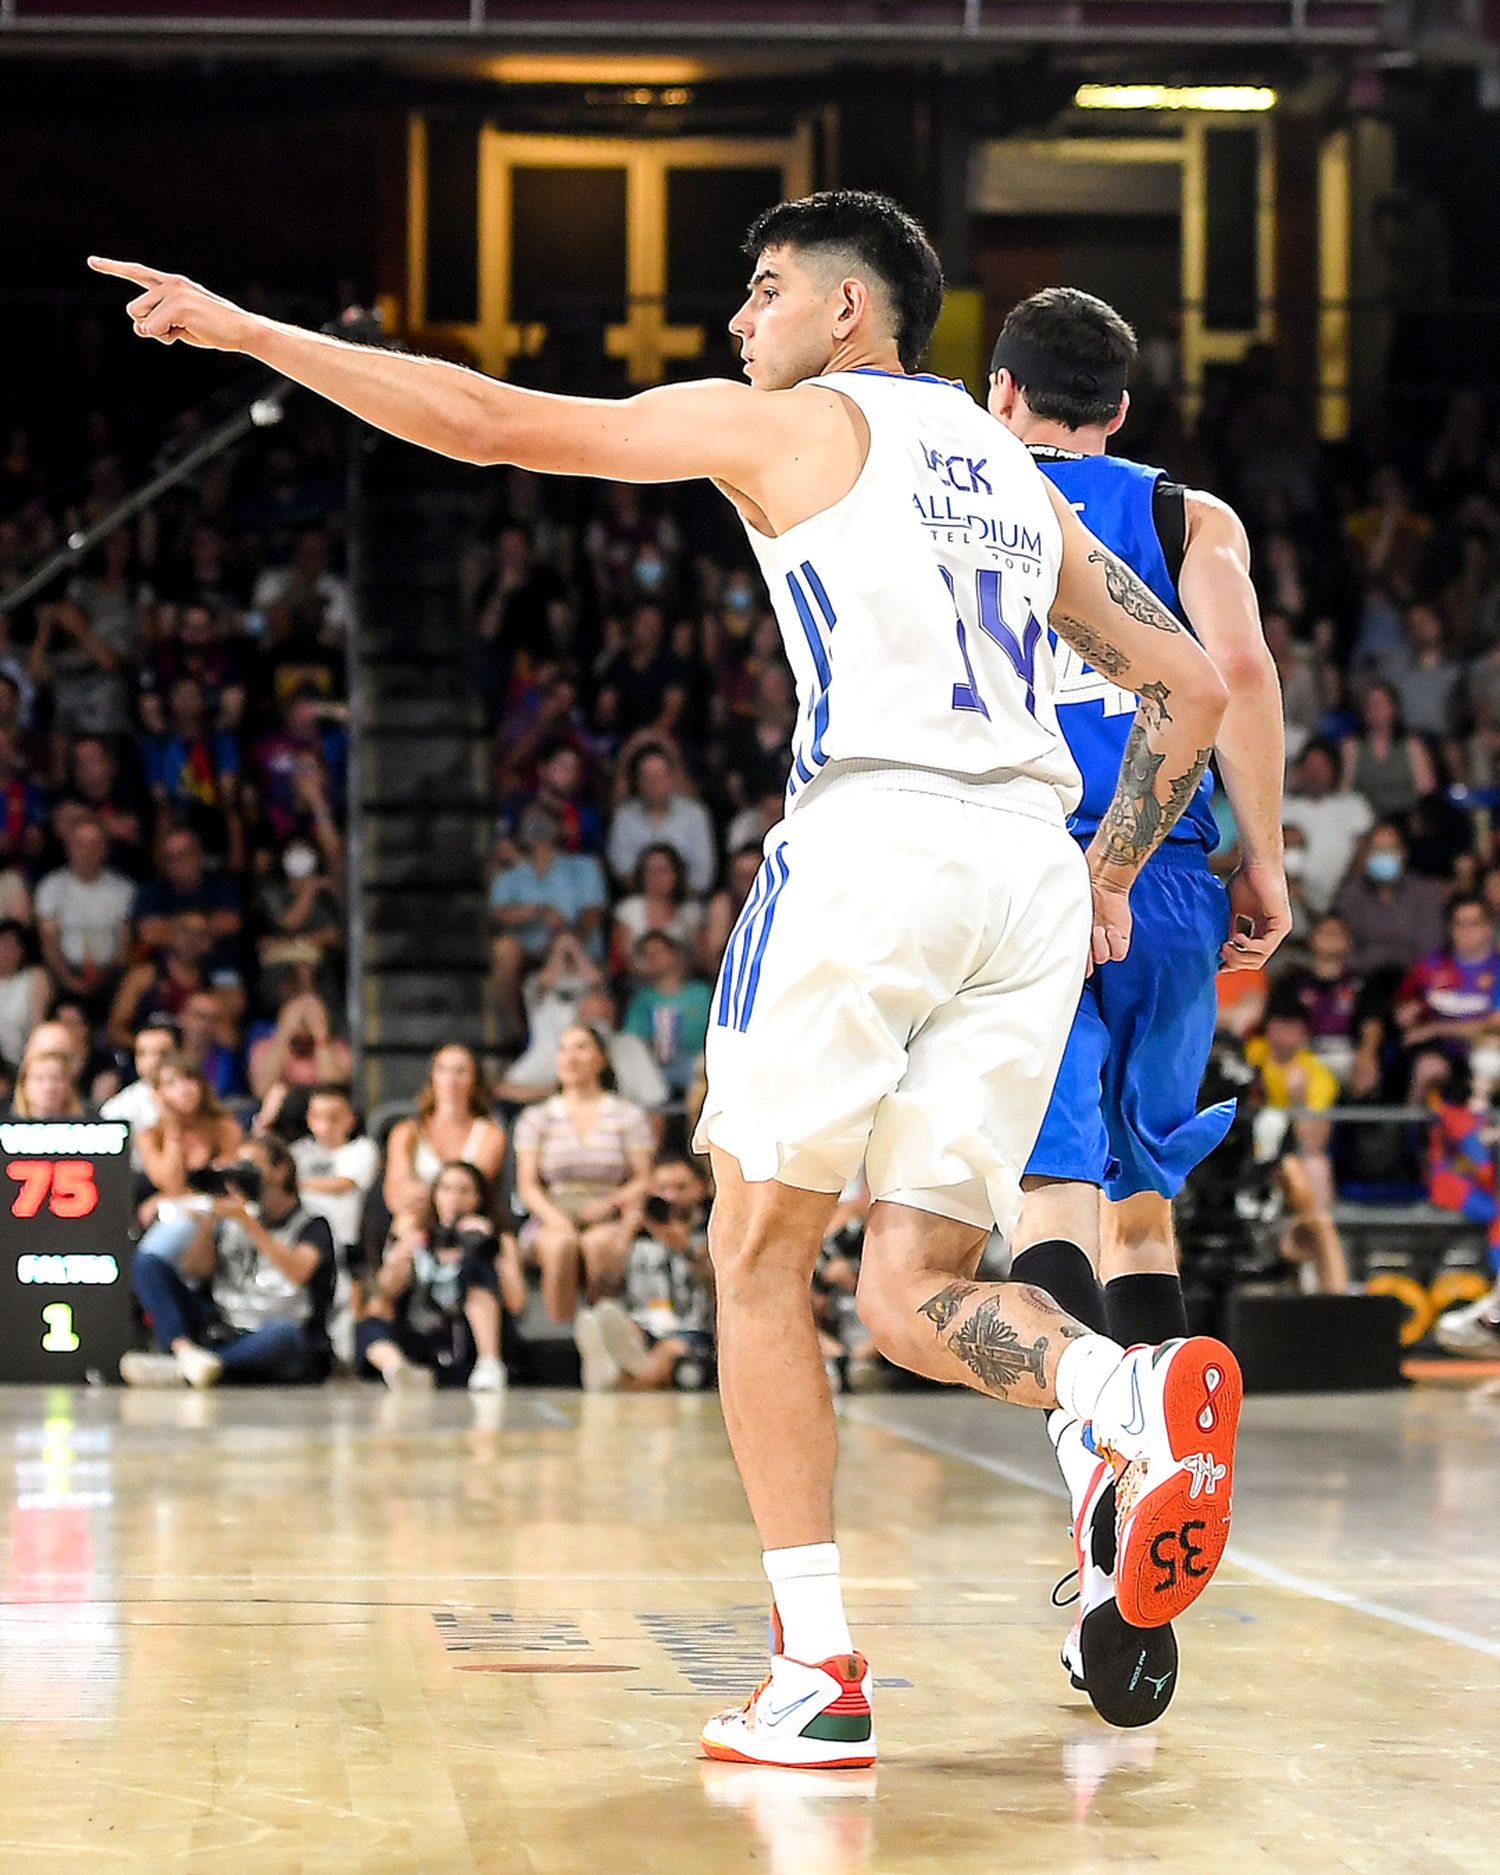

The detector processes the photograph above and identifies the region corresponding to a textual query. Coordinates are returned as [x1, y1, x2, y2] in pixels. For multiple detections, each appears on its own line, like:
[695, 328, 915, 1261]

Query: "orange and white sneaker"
[1058, 1441, 1179, 1728]
[700, 1617, 876, 1769]
[1085, 1337, 1242, 1629]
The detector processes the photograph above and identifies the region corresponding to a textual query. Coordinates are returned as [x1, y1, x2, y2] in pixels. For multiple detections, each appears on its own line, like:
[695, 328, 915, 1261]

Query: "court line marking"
[842, 1403, 1500, 1666]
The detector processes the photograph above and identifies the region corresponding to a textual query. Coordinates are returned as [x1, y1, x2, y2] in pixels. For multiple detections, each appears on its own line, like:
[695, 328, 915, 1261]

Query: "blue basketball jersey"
[1035, 450, 1219, 853]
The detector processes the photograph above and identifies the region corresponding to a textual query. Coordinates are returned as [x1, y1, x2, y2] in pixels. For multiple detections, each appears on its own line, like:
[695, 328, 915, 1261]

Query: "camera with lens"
[643, 1193, 675, 1225]
[185, 1161, 264, 1204]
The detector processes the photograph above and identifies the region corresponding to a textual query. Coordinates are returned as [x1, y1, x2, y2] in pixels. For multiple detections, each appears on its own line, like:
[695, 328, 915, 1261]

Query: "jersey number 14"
[941, 567, 1041, 719]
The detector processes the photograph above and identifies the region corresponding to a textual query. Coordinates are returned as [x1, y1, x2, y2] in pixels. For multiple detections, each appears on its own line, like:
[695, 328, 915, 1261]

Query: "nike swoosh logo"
[1121, 1366, 1147, 1439]
[763, 1690, 818, 1725]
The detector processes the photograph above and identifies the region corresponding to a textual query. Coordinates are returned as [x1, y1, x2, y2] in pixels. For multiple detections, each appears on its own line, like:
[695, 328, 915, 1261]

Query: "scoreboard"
[0, 1121, 135, 1383]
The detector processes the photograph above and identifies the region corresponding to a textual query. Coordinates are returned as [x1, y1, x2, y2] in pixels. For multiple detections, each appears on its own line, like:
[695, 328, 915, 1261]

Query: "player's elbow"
[1215, 641, 1277, 702]
[1184, 660, 1229, 736]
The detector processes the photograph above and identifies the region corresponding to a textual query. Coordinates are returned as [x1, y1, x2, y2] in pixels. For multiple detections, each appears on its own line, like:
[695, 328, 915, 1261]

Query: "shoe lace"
[743, 1670, 773, 1716]
[1050, 1570, 1080, 1609]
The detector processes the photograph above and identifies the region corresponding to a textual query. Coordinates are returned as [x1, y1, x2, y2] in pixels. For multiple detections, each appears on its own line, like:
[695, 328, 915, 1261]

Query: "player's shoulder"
[1182, 485, 1250, 540]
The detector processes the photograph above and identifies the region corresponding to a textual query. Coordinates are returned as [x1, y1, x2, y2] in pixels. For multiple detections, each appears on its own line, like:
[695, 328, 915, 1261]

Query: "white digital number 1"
[41, 1302, 80, 1353]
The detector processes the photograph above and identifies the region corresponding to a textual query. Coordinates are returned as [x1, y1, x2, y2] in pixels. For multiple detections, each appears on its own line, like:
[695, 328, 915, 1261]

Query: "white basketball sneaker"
[1436, 1291, 1500, 1358]
[1086, 1337, 1242, 1629]
[1059, 1439, 1179, 1728]
[701, 1612, 876, 1769]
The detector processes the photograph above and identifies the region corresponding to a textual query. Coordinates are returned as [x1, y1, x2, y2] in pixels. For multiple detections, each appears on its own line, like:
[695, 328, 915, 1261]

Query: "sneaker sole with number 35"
[1107, 1337, 1243, 1630]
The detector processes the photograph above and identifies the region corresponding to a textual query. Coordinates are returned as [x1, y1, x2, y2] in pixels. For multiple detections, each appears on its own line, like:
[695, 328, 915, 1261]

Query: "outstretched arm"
[87, 258, 807, 491]
[1178, 490, 1290, 971]
[1045, 483, 1228, 964]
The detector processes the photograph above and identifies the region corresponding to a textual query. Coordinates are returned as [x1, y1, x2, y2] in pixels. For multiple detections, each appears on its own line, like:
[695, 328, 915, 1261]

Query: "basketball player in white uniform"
[93, 192, 1239, 1768]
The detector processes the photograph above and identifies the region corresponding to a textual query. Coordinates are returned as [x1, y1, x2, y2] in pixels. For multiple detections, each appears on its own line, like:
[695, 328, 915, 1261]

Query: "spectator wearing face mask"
[255, 838, 343, 1011]
[1336, 821, 1449, 979]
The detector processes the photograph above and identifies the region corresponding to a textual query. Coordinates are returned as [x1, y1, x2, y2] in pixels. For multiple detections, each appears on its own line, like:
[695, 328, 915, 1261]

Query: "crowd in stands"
[11, 305, 1500, 1388]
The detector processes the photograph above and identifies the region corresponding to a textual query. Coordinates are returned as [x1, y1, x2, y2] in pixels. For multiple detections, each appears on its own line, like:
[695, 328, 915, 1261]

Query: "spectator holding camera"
[574, 1155, 712, 1392]
[123, 1136, 336, 1388]
[357, 1160, 521, 1393]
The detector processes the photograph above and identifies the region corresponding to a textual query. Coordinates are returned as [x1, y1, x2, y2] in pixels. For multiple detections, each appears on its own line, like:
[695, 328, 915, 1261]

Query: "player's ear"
[835, 276, 866, 339]
[1105, 389, 1130, 437]
[987, 368, 1018, 421]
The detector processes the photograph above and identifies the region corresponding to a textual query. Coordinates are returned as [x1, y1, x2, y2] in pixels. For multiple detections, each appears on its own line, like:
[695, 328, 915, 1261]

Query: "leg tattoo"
[917, 1280, 1088, 1399]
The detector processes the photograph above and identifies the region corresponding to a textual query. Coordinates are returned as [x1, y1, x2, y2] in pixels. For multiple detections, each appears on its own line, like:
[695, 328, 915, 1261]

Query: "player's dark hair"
[744, 191, 945, 373]
[992, 287, 1137, 429]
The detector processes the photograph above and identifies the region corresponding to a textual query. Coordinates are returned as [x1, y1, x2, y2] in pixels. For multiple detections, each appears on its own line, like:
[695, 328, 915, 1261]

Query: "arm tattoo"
[1088, 549, 1182, 633]
[1138, 680, 1172, 730]
[1095, 716, 1167, 867]
[1051, 612, 1132, 682]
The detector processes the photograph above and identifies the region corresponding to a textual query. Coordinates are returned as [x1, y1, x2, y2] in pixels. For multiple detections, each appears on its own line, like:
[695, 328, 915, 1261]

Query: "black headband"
[990, 331, 1128, 410]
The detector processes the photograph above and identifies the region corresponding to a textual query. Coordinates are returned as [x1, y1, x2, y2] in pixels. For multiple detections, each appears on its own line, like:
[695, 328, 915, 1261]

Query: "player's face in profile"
[728, 246, 843, 392]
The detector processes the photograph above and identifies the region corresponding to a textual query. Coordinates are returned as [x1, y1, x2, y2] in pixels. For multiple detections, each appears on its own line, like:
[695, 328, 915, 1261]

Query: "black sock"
[1105, 1271, 1188, 1346]
[1009, 1240, 1108, 1336]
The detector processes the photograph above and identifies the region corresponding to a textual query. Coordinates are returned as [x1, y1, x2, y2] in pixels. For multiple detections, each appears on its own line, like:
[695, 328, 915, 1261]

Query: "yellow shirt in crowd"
[1245, 1037, 1340, 1111]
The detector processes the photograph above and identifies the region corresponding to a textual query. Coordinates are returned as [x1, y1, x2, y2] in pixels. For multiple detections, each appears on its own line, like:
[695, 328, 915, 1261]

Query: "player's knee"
[707, 1213, 814, 1299]
[852, 1271, 914, 1365]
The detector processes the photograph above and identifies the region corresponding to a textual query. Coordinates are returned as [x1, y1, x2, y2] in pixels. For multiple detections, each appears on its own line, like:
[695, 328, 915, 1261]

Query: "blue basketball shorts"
[1025, 842, 1235, 1202]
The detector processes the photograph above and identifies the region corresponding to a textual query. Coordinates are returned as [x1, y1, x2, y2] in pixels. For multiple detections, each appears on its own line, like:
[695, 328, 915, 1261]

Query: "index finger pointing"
[87, 257, 165, 288]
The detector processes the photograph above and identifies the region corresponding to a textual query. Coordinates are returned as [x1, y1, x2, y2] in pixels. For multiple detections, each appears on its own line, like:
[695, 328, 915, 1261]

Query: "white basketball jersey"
[740, 368, 1081, 819]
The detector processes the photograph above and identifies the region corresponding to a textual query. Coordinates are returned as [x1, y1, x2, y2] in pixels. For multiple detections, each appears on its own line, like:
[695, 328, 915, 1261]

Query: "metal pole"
[0, 380, 291, 614]
[344, 422, 370, 1106]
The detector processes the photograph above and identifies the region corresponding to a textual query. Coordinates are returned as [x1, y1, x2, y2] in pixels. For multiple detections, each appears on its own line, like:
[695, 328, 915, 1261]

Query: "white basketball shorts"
[694, 767, 1092, 1234]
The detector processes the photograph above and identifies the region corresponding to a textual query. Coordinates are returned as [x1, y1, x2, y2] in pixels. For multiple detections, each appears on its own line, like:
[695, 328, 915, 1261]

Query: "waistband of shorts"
[792, 758, 1070, 827]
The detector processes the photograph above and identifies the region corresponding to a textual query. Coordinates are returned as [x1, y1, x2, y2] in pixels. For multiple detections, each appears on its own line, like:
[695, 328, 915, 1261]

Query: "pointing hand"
[88, 257, 255, 353]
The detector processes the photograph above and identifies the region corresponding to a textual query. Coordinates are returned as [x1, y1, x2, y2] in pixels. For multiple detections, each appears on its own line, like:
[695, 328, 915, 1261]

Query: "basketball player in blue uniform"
[91, 218, 1237, 1768]
[988, 288, 1290, 1727]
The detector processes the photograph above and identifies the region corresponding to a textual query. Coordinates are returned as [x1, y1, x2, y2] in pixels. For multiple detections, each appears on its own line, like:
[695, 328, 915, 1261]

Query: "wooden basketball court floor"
[0, 1380, 1497, 1875]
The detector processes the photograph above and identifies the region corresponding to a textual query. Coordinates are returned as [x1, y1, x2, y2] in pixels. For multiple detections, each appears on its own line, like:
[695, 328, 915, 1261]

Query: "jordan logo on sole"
[1183, 1451, 1227, 1500]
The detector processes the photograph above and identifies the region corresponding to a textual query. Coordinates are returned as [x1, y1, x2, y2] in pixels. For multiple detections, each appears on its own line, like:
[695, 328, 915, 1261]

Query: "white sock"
[1047, 1411, 1105, 1518]
[763, 1542, 853, 1662]
[1054, 1334, 1125, 1424]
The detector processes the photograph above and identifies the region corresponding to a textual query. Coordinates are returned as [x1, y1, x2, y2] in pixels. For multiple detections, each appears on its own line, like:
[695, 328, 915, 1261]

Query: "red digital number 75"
[7, 1160, 99, 1220]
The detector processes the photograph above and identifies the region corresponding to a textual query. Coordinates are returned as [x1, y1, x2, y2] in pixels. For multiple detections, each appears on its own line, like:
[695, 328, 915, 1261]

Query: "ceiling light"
[1074, 84, 1277, 112]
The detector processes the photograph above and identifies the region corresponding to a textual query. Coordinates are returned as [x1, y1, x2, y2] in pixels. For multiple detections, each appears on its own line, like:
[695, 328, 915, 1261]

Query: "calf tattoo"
[917, 1281, 979, 1335]
[916, 1281, 1059, 1399]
